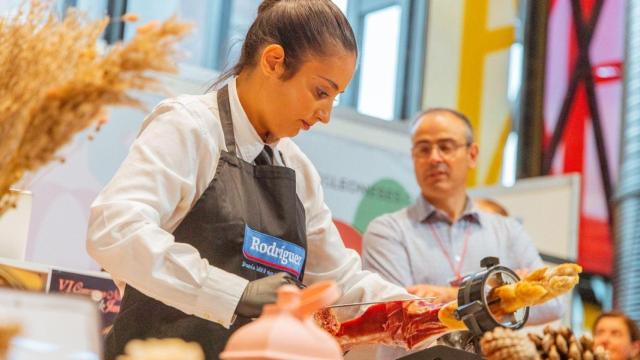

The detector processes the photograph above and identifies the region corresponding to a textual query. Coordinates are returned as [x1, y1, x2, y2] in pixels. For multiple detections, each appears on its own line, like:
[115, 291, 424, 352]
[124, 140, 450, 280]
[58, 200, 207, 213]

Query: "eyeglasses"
[412, 140, 470, 158]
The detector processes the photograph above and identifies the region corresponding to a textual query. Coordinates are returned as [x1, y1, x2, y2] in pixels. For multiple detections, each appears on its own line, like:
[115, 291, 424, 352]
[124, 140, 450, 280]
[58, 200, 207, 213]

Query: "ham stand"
[398, 257, 529, 360]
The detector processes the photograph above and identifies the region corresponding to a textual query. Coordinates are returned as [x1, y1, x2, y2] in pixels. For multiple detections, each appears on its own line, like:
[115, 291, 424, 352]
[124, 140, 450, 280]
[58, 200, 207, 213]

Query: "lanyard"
[428, 222, 471, 282]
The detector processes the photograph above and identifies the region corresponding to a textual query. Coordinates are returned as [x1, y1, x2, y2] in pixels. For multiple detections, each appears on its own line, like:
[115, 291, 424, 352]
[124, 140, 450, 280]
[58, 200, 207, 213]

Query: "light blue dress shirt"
[361, 195, 564, 359]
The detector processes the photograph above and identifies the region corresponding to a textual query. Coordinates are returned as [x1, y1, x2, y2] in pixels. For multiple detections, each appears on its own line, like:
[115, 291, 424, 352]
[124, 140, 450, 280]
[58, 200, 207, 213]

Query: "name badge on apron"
[242, 224, 306, 279]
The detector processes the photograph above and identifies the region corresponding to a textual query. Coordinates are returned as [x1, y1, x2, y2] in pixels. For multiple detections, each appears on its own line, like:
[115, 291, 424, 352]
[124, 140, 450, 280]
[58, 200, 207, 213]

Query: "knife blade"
[325, 297, 437, 309]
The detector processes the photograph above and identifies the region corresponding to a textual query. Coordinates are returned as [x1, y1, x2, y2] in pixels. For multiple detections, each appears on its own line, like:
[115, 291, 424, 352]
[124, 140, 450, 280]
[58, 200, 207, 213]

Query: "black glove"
[235, 272, 304, 318]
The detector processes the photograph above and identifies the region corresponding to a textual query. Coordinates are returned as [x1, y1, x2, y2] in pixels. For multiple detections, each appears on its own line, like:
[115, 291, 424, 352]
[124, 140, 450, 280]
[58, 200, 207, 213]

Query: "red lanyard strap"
[428, 222, 470, 281]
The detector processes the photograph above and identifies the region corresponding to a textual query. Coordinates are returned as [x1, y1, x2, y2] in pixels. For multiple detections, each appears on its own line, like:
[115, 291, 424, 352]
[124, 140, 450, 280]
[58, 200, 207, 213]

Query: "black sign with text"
[48, 269, 121, 333]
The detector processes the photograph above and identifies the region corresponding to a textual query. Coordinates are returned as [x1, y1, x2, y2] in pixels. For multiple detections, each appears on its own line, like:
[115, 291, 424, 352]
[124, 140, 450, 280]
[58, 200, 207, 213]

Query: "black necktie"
[254, 146, 274, 166]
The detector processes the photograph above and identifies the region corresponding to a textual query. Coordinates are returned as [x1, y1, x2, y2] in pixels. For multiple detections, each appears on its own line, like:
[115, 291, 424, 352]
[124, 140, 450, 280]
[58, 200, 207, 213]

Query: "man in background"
[361, 108, 563, 358]
[594, 311, 640, 360]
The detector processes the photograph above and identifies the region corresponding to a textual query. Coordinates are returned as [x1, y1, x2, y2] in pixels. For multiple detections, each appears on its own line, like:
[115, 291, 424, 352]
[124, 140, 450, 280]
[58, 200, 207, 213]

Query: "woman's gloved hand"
[235, 272, 303, 318]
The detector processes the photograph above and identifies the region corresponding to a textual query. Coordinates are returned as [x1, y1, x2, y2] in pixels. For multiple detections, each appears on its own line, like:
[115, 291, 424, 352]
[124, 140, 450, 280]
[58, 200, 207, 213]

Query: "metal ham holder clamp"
[398, 257, 529, 360]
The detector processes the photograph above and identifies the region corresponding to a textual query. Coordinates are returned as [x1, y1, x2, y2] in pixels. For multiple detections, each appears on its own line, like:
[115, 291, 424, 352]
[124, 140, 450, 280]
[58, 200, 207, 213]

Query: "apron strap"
[217, 85, 237, 156]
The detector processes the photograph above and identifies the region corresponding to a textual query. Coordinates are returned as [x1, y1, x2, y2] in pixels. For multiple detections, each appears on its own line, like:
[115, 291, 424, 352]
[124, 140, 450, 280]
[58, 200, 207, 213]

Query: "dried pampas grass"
[0, 0, 191, 215]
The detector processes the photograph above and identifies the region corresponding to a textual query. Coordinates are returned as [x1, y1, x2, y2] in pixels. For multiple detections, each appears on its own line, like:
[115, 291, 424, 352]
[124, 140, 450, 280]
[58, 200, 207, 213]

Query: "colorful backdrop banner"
[543, 0, 624, 275]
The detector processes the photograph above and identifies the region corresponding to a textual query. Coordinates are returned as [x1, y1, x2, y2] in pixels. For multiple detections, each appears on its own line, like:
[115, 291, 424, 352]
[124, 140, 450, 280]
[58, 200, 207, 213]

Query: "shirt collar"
[413, 195, 482, 226]
[227, 77, 279, 162]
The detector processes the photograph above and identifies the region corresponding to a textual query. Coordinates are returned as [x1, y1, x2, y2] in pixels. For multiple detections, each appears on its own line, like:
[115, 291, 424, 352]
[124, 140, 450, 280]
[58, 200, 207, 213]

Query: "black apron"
[105, 85, 307, 360]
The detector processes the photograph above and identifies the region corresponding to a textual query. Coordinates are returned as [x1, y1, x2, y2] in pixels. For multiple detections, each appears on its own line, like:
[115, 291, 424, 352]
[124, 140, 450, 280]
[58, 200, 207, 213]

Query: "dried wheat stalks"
[0, 0, 191, 215]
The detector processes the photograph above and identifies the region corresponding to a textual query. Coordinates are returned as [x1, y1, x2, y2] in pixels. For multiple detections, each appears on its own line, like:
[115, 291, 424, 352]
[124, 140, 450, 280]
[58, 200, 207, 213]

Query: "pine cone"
[556, 333, 568, 354]
[583, 349, 594, 360]
[527, 325, 609, 360]
[568, 336, 582, 359]
[481, 327, 540, 360]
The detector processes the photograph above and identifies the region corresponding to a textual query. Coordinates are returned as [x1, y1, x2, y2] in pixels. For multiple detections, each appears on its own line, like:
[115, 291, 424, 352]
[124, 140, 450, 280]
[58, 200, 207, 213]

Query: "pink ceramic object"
[220, 281, 343, 360]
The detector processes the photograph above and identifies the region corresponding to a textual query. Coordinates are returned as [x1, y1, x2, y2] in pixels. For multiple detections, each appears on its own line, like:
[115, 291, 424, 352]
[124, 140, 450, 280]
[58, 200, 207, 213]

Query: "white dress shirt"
[87, 77, 409, 329]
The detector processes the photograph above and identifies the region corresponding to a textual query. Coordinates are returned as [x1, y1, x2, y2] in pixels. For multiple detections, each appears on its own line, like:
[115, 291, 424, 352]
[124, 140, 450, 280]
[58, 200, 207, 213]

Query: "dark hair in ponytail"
[211, 0, 357, 89]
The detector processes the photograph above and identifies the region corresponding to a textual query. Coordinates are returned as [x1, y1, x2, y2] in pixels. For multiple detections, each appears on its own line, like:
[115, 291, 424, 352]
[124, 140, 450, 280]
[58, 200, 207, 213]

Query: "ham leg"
[316, 300, 451, 350]
[316, 263, 582, 350]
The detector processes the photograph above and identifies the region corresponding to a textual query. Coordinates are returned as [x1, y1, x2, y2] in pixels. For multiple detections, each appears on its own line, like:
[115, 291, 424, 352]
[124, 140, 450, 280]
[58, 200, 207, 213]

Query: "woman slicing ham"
[87, 1, 418, 359]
